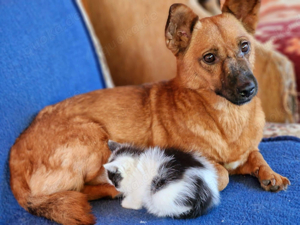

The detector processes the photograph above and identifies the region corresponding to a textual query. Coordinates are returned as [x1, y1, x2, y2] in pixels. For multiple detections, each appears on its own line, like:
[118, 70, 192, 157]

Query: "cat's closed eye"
[108, 170, 123, 188]
[156, 179, 165, 188]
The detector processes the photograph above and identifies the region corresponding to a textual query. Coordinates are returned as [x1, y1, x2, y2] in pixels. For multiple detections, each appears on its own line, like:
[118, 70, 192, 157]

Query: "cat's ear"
[103, 162, 118, 172]
[104, 156, 135, 172]
[108, 140, 122, 152]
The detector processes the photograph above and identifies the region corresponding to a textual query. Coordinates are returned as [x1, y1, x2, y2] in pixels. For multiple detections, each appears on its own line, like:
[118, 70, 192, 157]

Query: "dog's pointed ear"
[165, 4, 199, 55]
[222, 0, 261, 34]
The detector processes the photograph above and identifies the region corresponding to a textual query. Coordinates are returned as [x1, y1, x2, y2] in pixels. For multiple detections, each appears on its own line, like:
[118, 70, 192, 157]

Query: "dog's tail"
[10, 173, 95, 225]
[26, 191, 95, 225]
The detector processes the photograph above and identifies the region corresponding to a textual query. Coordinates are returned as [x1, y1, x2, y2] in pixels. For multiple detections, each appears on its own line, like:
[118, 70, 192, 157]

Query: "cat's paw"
[121, 197, 143, 210]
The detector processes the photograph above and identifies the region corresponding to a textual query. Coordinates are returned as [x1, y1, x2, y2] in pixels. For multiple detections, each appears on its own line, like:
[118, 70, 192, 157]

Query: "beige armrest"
[254, 41, 298, 123]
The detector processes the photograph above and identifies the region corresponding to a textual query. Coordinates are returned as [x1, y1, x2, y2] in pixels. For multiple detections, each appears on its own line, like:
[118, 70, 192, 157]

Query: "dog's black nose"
[238, 82, 256, 98]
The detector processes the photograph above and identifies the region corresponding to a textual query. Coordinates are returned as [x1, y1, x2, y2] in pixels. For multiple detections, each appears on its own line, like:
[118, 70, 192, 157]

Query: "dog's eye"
[241, 42, 249, 53]
[203, 53, 216, 64]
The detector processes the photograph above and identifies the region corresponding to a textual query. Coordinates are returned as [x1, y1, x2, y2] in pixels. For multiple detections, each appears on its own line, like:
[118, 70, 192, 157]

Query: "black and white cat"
[104, 141, 220, 219]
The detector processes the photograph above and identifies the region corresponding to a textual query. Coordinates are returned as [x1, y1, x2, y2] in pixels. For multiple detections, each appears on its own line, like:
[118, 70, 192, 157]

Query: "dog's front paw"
[256, 166, 290, 192]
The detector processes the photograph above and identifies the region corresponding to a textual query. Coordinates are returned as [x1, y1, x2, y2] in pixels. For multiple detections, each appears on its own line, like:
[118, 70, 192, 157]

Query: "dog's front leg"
[81, 184, 120, 201]
[232, 151, 290, 192]
[210, 161, 229, 191]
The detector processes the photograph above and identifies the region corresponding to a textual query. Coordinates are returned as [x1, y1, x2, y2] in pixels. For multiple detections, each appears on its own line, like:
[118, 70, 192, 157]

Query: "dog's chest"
[223, 160, 242, 170]
[192, 106, 249, 141]
[216, 103, 250, 141]
[187, 104, 255, 162]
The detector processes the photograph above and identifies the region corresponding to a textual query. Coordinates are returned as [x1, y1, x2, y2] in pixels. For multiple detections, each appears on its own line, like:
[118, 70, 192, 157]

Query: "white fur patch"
[224, 160, 242, 170]
[146, 179, 192, 217]
[194, 21, 202, 30]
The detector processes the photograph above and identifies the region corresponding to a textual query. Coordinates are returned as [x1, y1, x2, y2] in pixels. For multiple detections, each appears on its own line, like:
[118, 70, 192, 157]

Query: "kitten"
[104, 141, 220, 219]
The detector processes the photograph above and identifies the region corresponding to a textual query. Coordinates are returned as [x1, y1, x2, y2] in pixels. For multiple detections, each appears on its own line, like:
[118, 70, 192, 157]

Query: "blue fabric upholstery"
[0, 1, 299, 225]
[2, 137, 300, 224]
[0, 1, 105, 223]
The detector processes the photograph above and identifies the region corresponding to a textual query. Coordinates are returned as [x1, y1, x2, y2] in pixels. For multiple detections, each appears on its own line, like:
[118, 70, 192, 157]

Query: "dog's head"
[165, 0, 261, 105]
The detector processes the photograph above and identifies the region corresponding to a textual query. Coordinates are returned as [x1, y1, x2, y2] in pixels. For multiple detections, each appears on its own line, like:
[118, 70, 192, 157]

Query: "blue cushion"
[0, 1, 105, 222]
[93, 137, 300, 225]
[2, 137, 299, 224]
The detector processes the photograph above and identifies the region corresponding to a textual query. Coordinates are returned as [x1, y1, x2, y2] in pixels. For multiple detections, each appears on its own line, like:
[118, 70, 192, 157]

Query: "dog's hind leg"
[232, 150, 290, 192]
[10, 117, 112, 224]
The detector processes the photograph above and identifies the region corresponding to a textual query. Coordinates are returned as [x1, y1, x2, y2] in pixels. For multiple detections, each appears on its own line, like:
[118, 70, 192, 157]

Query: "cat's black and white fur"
[104, 141, 220, 219]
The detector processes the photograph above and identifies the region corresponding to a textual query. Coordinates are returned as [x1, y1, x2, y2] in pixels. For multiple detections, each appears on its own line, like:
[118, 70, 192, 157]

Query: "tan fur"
[10, 1, 290, 224]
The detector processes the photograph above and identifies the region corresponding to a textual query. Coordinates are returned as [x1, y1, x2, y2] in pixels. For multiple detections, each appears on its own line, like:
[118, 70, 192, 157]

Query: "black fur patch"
[112, 146, 144, 160]
[27, 201, 37, 215]
[190, 16, 199, 33]
[164, 148, 204, 169]
[151, 148, 204, 193]
[176, 178, 213, 219]
[107, 170, 123, 188]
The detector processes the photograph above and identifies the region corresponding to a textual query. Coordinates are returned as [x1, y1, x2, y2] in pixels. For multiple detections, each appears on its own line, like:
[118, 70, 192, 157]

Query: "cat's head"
[103, 141, 142, 191]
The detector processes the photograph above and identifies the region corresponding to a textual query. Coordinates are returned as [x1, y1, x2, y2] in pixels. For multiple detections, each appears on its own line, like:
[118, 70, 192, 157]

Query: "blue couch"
[1, 1, 299, 224]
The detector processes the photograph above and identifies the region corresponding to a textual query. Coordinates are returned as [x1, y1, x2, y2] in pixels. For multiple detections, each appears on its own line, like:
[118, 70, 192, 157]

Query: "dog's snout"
[238, 82, 255, 98]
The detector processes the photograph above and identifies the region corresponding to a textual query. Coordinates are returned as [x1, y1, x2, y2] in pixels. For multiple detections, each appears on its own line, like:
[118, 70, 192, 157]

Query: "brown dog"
[10, 0, 290, 224]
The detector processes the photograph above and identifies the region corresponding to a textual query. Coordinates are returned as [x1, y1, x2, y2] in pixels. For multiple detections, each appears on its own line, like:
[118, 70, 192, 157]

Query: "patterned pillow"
[255, 0, 300, 100]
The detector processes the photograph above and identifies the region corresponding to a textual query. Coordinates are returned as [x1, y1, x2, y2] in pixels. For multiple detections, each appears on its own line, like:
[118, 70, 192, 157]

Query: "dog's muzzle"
[235, 80, 257, 105]
[217, 73, 258, 106]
